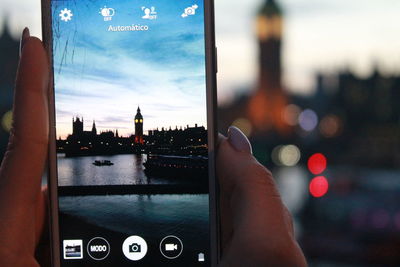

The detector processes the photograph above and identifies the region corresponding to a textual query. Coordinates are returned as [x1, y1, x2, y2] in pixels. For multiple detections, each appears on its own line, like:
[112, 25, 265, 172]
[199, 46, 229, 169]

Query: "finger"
[217, 130, 285, 238]
[0, 34, 49, 204]
[217, 127, 307, 266]
[0, 31, 49, 261]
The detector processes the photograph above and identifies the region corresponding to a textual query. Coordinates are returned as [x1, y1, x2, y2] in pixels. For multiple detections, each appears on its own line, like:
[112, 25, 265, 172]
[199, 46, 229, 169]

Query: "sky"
[1, 1, 400, 105]
[49, 0, 207, 138]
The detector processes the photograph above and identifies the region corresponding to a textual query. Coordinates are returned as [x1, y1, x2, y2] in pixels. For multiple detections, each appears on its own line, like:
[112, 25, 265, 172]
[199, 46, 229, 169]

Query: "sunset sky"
[2, 0, 400, 106]
[50, 0, 207, 138]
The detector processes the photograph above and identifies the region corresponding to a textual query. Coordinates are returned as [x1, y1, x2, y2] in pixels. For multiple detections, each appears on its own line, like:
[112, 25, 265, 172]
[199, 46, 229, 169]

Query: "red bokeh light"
[308, 153, 327, 175]
[309, 176, 329, 198]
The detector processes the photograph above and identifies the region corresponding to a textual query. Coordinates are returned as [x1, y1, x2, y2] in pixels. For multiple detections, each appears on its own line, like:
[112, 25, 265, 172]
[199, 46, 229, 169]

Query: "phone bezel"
[41, 0, 219, 266]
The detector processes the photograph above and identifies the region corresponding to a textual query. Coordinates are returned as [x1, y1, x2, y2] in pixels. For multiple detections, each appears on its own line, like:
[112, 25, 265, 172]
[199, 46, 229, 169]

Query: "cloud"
[53, 0, 208, 138]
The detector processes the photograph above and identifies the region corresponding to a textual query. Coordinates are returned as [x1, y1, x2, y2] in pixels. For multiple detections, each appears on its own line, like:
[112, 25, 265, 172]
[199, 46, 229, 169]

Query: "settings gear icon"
[59, 8, 73, 22]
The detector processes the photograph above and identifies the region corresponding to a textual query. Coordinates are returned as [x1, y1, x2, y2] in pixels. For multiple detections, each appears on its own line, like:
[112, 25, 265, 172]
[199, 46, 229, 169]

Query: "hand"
[0, 28, 306, 267]
[217, 127, 307, 267]
[0, 28, 50, 266]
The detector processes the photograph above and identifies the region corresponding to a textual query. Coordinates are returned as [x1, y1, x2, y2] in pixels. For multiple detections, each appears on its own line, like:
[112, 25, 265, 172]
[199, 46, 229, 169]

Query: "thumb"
[217, 127, 304, 266]
[0, 29, 49, 207]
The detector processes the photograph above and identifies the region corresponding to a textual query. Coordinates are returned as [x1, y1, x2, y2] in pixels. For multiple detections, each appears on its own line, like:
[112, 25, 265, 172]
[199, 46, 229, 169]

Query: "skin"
[0, 33, 307, 267]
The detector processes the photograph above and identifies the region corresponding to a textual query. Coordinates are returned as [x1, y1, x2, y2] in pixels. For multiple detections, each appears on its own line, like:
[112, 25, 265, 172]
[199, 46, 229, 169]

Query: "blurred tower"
[134, 106, 144, 144]
[248, 0, 288, 134]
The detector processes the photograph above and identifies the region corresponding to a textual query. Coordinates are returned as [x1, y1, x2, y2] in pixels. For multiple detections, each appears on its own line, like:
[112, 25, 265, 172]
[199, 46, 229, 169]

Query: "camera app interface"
[51, 0, 210, 265]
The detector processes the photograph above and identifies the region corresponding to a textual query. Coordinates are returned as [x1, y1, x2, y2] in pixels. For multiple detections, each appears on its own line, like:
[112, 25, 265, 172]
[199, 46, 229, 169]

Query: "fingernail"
[19, 27, 30, 58]
[227, 126, 253, 154]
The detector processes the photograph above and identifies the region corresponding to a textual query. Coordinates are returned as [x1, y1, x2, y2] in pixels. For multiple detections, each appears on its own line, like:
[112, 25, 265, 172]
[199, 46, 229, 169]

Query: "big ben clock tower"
[257, 0, 283, 90]
[248, 0, 288, 134]
[134, 106, 144, 145]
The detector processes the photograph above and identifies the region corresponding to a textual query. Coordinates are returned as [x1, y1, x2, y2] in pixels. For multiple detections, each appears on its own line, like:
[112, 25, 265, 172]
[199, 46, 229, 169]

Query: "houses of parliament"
[56, 107, 208, 157]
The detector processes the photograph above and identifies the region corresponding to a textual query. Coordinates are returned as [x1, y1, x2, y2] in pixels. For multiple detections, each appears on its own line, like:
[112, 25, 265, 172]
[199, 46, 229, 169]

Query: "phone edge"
[41, 0, 61, 266]
[204, 0, 220, 266]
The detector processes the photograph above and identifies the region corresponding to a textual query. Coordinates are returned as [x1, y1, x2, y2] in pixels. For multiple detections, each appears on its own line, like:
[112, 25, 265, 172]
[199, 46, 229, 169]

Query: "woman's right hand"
[217, 127, 307, 267]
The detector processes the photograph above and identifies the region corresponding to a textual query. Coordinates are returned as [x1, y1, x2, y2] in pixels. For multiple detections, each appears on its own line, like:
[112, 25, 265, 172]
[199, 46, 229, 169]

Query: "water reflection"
[57, 154, 150, 186]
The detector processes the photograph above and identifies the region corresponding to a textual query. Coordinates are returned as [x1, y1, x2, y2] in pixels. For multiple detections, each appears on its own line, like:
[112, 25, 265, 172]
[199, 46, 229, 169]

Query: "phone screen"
[50, 0, 214, 265]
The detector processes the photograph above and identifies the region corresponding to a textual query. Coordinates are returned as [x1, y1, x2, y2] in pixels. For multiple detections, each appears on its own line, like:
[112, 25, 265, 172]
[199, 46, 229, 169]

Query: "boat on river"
[92, 160, 114, 166]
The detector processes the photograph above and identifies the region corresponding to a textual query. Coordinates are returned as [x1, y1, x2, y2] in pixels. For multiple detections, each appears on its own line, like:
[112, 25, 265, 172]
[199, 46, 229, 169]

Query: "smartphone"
[42, 0, 218, 265]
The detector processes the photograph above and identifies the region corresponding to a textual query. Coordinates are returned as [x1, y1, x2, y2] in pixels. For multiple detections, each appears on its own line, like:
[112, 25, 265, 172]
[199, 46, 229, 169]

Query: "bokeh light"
[271, 145, 284, 166]
[1, 110, 13, 132]
[308, 153, 327, 175]
[279, 145, 301, 167]
[319, 114, 342, 138]
[309, 176, 329, 198]
[299, 109, 318, 132]
[282, 104, 301, 126]
[232, 117, 253, 137]
[275, 166, 308, 215]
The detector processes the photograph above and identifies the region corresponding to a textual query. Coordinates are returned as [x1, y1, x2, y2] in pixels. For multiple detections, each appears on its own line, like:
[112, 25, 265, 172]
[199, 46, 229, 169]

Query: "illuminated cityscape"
[56, 107, 208, 157]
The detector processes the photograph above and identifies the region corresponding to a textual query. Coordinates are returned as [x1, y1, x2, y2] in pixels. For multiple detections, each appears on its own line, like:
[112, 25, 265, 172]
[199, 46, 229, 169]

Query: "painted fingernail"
[227, 126, 253, 154]
[19, 27, 30, 58]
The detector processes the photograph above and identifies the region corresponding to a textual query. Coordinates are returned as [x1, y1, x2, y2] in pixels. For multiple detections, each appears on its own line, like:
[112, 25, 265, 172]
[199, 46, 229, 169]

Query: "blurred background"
[1, 0, 400, 266]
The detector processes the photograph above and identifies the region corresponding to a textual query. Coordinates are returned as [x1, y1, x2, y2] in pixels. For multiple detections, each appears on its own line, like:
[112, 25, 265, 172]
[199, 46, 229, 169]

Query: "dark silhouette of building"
[0, 21, 19, 160]
[219, 0, 289, 136]
[147, 124, 207, 156]
[57, 107, 208, 157]
[134, 106, 144, 145]
[91, 120, 97, 135]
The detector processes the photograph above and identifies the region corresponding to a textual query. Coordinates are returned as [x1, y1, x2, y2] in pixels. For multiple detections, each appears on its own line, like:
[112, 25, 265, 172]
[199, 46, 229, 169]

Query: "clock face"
[140, 119, 143, 123]
[135, 119, 139, 123]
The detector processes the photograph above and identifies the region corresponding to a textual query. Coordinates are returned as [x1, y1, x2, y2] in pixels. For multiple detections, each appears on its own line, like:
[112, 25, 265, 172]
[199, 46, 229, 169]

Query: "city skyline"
[48, 0, 208, 138]
[57, 113, 207, 140]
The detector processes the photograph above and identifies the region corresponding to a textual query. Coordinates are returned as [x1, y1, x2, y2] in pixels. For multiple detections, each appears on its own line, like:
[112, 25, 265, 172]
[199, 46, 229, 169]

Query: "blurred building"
[0, 22, 19, 160]
[294, 69, 400, 167]
[219, 0, 289, 138]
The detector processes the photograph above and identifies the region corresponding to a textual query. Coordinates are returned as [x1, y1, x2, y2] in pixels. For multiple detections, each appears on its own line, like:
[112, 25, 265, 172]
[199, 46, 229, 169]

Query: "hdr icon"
[87, 237, 110, 260]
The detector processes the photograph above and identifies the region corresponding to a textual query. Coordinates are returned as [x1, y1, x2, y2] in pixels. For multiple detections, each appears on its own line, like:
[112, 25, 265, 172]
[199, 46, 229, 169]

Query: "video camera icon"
[160, 236, 183, 259]
[165, 243, 178, 251]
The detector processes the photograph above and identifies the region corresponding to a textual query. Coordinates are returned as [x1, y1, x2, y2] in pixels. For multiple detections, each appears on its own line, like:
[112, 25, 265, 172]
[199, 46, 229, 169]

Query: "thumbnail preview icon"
[63, 240, 83, 259]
